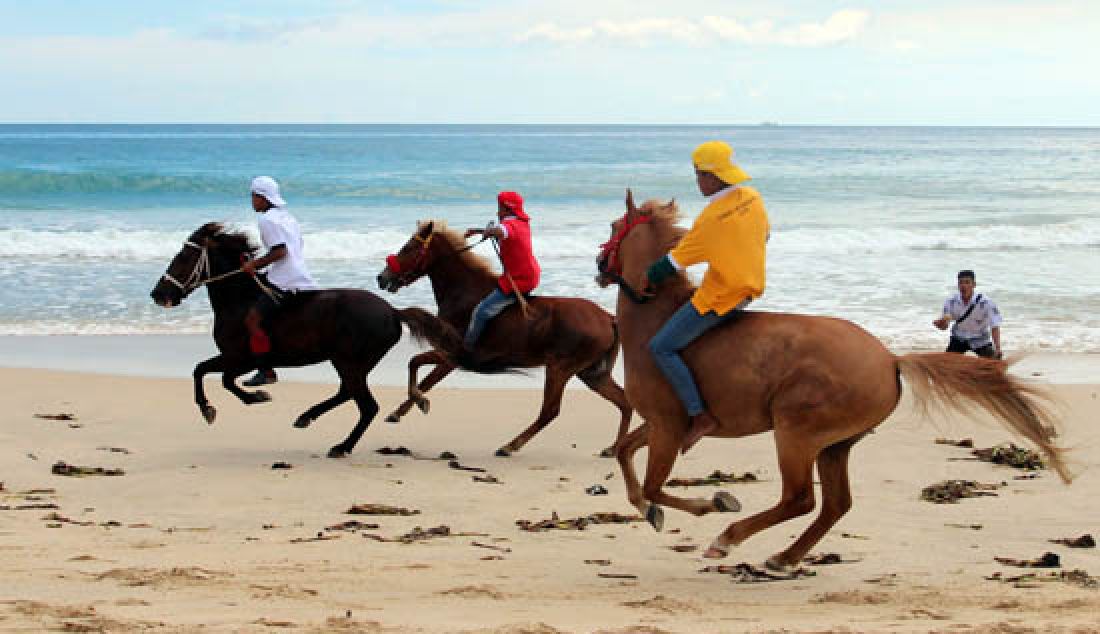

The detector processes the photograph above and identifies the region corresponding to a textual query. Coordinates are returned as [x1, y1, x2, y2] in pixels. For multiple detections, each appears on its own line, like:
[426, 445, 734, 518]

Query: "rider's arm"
[242, 245, 287, 274]
[464, 223, 507, 241]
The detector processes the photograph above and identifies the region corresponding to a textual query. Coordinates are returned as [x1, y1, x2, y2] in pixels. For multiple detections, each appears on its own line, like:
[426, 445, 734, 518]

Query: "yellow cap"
[692, 141, 750, 185]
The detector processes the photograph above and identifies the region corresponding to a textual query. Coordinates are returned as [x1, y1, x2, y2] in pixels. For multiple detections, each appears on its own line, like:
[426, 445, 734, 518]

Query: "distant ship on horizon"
[758, 121, 779, 127]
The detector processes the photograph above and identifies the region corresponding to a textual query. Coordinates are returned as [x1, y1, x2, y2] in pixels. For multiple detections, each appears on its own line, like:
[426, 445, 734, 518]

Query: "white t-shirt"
[258, 207, 317, 292]
[942, 291, 1002, 346]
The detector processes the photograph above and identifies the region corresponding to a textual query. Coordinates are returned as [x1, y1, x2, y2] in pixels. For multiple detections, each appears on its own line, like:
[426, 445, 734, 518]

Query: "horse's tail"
[896, 353, 1071, 483]
[397, 308, 525, 375]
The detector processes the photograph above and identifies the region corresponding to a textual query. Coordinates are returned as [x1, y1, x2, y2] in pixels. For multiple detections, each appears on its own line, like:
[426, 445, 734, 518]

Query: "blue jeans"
[649, 299, 747, 416]
[465, 288, 517, 348]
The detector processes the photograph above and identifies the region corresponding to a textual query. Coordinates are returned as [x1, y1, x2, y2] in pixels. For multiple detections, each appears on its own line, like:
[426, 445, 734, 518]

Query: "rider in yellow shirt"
[645, 141, 770, 454]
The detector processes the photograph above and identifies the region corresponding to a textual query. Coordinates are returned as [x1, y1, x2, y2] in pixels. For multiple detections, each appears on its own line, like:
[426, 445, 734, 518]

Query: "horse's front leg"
[193, 355, 227, 424]
[385, 351, 453, 422]
[221, 364, 273, 406]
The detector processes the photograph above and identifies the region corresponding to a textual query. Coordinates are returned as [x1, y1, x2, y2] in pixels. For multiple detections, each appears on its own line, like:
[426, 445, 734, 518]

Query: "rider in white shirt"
[240, 176, 318, 386]
[933, 269, 1003, 359]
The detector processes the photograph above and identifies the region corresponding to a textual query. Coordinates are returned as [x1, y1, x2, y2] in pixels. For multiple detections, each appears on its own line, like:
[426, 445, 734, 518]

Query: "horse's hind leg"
[579, 373, 633, 458]
[293, 385, 350, 429]
[495, 364, 571, 457]
[640, 419, 741, 532]
[706, 426, 818, 562]
[616, 422, 649, 515]
[769, 435, 861, 569]
[385, 352, 453, 423]
[327, 362, 381, 458]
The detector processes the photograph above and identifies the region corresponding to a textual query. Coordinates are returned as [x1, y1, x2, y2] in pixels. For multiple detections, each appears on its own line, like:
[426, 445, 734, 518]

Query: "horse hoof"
[327, 446, 349, 459]
[293, 416, 313, 429]
[252, 390, 272, 403]
[765, 555, 792, 573]
[713, 491, 742, 513]
[200, 405, 217, 424]
[599, 447, 616, 458]
[646, 504, 665, 532]
[494, 447, 512, 458]
[413, 397, 430, 415]
[384, 413, 400, 423]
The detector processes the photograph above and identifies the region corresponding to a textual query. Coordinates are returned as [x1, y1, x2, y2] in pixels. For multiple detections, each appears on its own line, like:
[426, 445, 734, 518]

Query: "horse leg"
[221, 366, 272, 406]
[640, 420, 741, 532]
[705, 427, 818, 563]
[769, 436, 860, 569]
[328, 364, 380, 458]
[615, 422, 650, 515]
[579, 374, 633, 458]
[495, 364, 571, 457]
[385, 352, 453, 423]
[192, 355, 227, 424]
[293, 385, 351, 429]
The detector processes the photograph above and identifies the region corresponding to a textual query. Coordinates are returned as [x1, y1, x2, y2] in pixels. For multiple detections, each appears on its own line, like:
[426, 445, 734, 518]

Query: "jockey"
[240, 176, 318, 386]
[644, 141, 770, 454]
[462, 191, 541, 351]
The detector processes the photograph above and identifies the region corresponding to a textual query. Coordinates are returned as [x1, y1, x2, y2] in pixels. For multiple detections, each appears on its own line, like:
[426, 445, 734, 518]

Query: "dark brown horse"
[595, 191, 1070, 570]
[150, 222, 402, 458]
[377, 220, 633, 457]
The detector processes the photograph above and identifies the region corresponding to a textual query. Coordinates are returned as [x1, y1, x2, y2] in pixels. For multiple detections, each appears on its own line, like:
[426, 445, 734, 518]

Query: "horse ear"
[625, 188, 637, 214]
[418, 221, 433, 237]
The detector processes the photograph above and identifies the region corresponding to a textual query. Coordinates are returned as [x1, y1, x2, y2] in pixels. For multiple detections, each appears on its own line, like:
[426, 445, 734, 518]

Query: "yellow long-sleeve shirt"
[669, 186, 770, 316]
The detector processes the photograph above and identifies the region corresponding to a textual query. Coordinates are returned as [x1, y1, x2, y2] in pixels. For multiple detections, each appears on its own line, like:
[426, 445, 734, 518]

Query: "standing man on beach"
[240, 176, 318, 386]
[933, 270, 1003, 359]
[643, 141, 770, 454]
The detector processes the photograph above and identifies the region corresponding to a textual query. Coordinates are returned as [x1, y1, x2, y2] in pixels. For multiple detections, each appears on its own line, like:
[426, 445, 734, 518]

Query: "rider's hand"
[933, 317, 949, 331]
[241, 260, 257, 275]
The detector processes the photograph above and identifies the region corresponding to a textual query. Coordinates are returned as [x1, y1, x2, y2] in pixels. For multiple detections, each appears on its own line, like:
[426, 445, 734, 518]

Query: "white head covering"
[250, 176, 287, 207]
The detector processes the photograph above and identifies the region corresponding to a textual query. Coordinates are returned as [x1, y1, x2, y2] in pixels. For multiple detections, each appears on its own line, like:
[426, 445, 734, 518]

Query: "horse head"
[150, 222, 256, 307]
[377, 220, 443, 293]
[596, 189, 681, 297]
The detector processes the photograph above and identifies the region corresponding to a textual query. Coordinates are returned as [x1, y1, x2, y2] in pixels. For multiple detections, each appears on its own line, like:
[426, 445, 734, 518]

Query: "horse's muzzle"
[376, 269, 401, 294]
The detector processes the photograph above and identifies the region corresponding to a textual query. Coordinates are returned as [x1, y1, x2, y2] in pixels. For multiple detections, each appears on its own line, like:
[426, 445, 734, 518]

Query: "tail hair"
[398, 308, 527, 375]
[897, 352, 1071, 483]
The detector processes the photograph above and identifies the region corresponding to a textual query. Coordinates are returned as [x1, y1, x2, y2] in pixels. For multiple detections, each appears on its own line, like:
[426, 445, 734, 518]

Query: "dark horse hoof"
[494, 447, 512, 458]
[250, 390, 272, 404]
[713, 491, 742, 513]
[200, 404, 217, 425]
[293, 415, 313, 429]
[646, 504, 665, 532]
[327, 445, 350, 458]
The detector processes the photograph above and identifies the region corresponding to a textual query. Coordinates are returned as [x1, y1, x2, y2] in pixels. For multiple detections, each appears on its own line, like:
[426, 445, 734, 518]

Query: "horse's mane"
[195, 222, 258, 255]
[639, 199, 689, 251]
[418, 219, 498, 278]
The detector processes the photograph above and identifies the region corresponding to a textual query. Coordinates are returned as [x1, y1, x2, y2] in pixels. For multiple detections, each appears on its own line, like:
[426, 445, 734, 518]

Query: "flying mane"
[417, 219, 498, 278]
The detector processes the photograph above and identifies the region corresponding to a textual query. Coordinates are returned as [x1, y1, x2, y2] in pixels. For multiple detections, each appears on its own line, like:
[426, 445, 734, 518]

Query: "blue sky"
[2, 1, 1098, 124]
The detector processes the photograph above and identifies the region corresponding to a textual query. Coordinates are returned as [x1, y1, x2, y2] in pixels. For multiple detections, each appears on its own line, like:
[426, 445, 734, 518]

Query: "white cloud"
[520, 9, 871, 47]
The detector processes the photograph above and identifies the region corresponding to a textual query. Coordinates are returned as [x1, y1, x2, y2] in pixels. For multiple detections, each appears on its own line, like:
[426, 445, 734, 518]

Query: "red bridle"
[598, 211, 652, 277]
[385, 233, 434, 284]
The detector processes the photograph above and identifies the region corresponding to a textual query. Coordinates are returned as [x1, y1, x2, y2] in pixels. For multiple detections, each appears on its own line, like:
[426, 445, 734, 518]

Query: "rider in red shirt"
[462, 191, 540, 350]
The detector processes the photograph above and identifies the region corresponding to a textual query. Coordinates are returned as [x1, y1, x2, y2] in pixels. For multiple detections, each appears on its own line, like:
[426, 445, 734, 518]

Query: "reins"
[161, 239, 280, 302]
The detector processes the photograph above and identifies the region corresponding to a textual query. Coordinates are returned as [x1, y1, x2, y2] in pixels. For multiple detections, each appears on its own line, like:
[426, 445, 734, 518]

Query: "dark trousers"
[946, 336, 995, 359]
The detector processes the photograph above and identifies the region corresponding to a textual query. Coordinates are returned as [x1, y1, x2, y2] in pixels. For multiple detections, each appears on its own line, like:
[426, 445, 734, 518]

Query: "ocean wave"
[1, 217, 1097, 260]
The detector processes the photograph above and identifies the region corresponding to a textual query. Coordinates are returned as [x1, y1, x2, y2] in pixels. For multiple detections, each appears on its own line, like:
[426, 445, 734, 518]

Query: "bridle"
[385, 232, 488, 288]
[161, 238, 277, 299]
[597, 211, 654, 304]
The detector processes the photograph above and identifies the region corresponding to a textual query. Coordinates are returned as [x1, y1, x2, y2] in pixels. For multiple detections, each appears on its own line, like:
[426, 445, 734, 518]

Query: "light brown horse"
[595, 190, 1070, 570]
[378, 220, 633, 457]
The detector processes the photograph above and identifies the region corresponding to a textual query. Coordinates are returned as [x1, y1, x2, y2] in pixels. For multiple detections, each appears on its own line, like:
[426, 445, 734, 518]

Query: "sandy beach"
[1, 360, 1098, 633]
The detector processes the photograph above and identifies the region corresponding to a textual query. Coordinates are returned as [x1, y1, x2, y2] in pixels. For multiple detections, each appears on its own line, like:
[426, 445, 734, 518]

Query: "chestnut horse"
[377, 220, 633, 457]
[150, 222, 402, 458]
[595, 191, 1069, 570]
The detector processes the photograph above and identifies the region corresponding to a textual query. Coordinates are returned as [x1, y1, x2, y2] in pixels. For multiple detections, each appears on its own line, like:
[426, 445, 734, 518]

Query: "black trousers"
[946, 336, 995, 359]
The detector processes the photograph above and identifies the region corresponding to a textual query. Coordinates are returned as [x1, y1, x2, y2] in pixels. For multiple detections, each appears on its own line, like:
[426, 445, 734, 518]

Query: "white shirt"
[942, 291, 1002, 345]
[258, 207, 318, 292]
